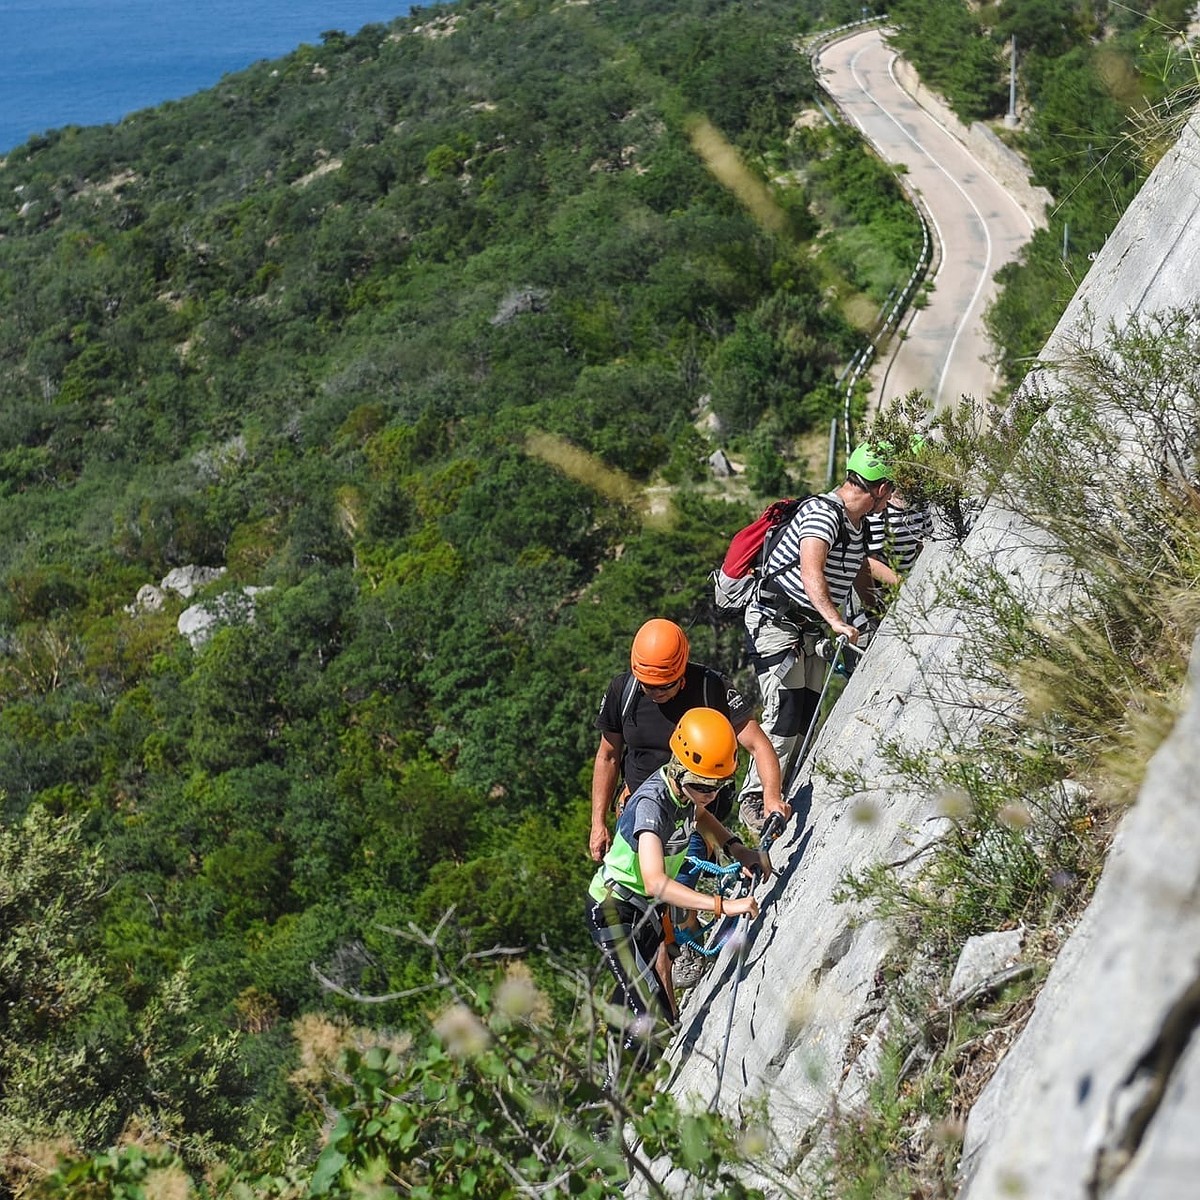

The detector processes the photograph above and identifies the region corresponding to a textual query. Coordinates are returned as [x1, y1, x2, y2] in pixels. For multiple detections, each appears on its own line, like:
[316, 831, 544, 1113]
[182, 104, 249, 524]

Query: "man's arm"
[865, 556, 900, 587]
[855, 555, 894, 612]
[695, 809, 771, 884]
[799, 536, 858, 642]
[590, 732, 622, 861]
[735, 718, 790, 820]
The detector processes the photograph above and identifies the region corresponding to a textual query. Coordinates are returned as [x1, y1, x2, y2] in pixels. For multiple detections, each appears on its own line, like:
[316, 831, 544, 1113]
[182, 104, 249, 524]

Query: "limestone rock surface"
[958, 635, 1200, 1199]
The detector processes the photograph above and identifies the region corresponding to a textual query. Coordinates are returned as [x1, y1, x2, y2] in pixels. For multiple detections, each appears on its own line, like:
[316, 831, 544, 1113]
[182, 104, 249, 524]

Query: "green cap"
[846, 442, 893, 482]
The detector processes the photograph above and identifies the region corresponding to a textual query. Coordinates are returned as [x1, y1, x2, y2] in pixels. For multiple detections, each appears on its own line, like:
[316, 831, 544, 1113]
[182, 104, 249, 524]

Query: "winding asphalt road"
[816, 27, 1037, 409]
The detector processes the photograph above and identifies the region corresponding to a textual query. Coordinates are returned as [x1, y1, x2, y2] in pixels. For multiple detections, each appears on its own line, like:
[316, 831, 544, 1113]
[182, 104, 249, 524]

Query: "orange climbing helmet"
[670, 708, 739, 780]
[630, 618, 690, 686]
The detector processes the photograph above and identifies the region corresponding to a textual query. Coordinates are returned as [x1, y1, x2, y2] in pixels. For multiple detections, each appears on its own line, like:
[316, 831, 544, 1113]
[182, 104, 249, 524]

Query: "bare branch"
[308, 962, 450, 1004]
[460, 944, 527, 964]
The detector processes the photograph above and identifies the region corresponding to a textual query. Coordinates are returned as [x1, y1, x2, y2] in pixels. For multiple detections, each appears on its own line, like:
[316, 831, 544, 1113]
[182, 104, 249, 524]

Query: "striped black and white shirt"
[752, 492, 866, 625]
[865, 501, 931, 576]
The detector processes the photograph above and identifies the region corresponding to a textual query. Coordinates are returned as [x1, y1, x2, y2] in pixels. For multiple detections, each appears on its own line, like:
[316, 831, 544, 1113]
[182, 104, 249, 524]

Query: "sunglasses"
[684, 779, 722, 795]
[644, 678, 684, 694]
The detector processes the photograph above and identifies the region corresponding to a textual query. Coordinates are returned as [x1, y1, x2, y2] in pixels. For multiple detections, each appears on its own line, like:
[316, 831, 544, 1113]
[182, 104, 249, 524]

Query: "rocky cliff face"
[662, 111, 1200, 1197]
[958, 639, 1200, 1199]
[955, 109, 1200, 1200]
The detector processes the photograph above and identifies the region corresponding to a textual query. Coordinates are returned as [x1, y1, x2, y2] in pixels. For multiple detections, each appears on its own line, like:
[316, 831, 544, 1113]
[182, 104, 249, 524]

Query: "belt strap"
[604, 877, 651, 912]
[749, 644, 794, 670]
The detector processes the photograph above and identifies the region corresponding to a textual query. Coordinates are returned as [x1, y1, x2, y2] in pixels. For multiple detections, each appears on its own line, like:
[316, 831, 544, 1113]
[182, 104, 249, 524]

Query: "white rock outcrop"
[161, 564, 226, 599]
[955, 107, 1200, 1200]
[124, 583, 166, 615]
[947, 927, 1026, 1006]
[178, 586, 272, 650]
[125, 564, 226, 614]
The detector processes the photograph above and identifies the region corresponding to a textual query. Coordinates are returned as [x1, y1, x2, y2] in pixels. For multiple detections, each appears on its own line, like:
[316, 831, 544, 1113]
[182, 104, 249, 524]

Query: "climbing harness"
[712, 810, 787, 1107]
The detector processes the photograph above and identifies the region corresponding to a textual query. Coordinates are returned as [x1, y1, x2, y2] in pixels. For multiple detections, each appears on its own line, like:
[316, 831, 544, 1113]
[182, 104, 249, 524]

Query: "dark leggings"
[585, 894, 675, 1058]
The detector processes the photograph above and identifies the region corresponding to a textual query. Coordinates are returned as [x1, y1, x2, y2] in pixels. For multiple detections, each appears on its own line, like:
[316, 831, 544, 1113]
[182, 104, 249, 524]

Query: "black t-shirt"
[594, 661, 753, 793]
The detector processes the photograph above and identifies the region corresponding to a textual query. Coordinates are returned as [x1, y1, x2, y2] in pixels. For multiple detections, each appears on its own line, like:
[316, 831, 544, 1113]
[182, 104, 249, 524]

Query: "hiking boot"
[672, 943, 710, 990]
[739, 791, 766, 834]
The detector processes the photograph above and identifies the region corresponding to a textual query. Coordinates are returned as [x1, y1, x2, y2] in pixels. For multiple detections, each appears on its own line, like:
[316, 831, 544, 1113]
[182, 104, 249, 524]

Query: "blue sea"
[0, 0, 413, 154]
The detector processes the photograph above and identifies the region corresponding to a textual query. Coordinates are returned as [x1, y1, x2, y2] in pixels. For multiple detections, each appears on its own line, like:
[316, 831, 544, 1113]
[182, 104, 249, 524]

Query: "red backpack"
[712, 495, 843, 611]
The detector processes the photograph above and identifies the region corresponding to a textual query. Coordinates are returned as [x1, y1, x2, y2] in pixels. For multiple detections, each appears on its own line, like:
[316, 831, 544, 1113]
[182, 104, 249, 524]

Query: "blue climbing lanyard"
[673, 857, 743, 959]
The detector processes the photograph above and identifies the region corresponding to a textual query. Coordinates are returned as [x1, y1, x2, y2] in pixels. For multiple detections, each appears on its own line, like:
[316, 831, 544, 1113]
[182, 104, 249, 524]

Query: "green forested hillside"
[3, 0, 1185, 1191]
[0, 0, 922, 1183]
